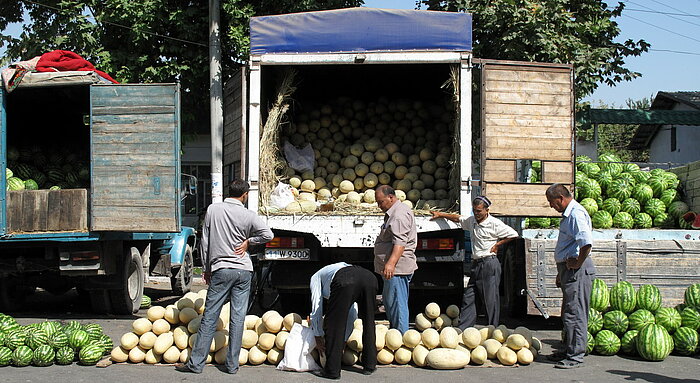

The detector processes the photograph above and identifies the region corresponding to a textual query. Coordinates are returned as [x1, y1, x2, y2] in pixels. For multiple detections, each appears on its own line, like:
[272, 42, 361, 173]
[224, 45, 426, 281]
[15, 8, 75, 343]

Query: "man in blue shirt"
[310, 262, 378, 379]
[546, 183, 595, 369]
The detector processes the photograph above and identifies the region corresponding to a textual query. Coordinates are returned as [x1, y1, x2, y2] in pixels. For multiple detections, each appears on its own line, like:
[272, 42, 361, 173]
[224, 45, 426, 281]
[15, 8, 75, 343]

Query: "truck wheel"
[110, 247, 144, 314]
[90, 290, 112, 314]
[171, 245, 193, 296]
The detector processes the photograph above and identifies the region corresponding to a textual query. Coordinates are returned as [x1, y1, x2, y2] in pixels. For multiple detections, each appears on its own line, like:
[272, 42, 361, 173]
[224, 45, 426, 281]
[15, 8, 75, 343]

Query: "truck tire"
[110, 247, 144, 314]
[171, 245, 193, 296]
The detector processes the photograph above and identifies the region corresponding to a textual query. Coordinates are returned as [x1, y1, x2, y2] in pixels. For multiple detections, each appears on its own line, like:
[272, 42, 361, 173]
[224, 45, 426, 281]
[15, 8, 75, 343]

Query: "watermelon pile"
[5, 145, 90, 191]
[0, 313, 111, 367]
[585, 280, 700, 361]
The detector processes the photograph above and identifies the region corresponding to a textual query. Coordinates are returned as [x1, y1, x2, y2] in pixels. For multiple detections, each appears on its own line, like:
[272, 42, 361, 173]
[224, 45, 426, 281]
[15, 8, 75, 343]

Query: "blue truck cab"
[0, 72, 196, 314]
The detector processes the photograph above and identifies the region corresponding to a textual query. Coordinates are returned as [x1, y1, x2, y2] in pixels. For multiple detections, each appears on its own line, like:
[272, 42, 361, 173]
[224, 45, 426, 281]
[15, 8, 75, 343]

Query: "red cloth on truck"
[35, 50, 119, 84]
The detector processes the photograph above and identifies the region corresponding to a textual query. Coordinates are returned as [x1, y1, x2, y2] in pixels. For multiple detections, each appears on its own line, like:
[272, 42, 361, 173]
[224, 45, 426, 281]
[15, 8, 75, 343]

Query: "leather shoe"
[174, 363, 201, 374]
[311, 370, 340, 380]
[361, 367, 376, 375]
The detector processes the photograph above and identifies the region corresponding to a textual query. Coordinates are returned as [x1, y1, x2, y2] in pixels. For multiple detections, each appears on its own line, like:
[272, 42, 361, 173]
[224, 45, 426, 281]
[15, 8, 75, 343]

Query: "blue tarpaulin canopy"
[250, 8, 472, 55]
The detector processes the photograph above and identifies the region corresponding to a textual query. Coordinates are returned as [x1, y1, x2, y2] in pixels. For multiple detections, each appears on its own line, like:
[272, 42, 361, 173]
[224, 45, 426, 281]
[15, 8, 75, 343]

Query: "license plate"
[263, 248, 310, 260]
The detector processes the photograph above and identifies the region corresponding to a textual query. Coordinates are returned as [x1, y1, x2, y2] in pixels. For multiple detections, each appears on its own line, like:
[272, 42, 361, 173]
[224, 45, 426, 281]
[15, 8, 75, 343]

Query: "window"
[671, 126, 677, 152]
[181, 163, 212, 221]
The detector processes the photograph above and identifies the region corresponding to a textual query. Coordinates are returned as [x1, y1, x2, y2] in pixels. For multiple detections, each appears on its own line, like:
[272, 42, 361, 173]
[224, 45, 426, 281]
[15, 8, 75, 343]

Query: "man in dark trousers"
[175, 180, 273, 374]
[546, 183, 595, 369]
[310, 262, 378, 380]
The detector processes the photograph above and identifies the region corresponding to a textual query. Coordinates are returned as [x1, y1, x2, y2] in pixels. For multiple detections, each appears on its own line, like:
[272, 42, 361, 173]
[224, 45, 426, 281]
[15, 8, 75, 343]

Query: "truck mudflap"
[166, 226, 196, 266]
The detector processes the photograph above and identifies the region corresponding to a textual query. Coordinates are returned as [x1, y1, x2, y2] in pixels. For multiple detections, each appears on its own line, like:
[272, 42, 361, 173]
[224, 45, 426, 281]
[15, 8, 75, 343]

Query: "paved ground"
[2, 279, 700, 383]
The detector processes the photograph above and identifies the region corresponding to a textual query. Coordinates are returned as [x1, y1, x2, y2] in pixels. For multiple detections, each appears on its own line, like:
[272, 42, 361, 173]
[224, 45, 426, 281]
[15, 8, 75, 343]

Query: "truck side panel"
[90, 84, 180, 232]
[223, 67, 247, 185]
[0, 89, 5, 235]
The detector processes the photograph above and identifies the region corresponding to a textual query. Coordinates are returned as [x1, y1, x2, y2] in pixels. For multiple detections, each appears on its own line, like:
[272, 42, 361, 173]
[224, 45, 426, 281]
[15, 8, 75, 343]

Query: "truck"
[0, 70, 197, 314]
[223, 8, 578, 315]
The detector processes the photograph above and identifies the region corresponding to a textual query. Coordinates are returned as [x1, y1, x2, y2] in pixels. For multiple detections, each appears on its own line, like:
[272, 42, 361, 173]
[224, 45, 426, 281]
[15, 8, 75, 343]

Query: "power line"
[649, 48, 700, 56]
[18, 0, 207, 47]
[626, 0, 700, 28]
[625, 14, 700, 44]
[625, 8, 700, 18]
[648, 0, 696, 16]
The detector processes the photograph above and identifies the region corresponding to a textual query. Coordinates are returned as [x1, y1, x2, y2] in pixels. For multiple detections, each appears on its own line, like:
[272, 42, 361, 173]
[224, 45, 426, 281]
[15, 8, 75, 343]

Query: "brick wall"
[670, 160, 700, 212]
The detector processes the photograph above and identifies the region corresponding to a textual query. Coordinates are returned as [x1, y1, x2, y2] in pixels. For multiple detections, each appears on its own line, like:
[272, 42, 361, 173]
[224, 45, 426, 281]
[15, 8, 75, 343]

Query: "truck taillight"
[266, 237, 305, 248]
[70, 251, 100, 261]
[417, 238, 454, 250]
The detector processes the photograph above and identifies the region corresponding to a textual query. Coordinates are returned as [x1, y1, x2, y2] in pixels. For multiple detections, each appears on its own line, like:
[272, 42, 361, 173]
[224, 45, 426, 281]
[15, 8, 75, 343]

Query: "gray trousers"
[459, 256, 500, 329]
[187, 268, 252, 373]
[557, 257, 595, 362]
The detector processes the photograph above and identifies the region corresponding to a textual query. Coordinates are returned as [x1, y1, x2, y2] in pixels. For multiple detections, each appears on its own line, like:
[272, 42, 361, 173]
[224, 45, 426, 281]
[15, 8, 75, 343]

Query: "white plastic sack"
[276, 323, 321, 372]
[269, 182, 296, 209]
[283, 141, 314, 173]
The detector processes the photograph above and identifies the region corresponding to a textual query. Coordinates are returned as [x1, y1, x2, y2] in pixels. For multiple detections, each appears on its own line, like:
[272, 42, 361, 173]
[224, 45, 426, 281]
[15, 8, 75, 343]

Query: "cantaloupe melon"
[275, 331, 289, 350]
[153, 332, 174, 354]
[258, 333, 276, 351]
[347, 328, 363, 352]
[425, 302, 441, 319]
[402, 329, 422, 348]
[440, 327, 460, 349]
[496, 346, 517, 366]
[470, 345, 487, 365]
[377, 347, 394, 364]
[462, 327, 481, 349]
[139, 331, 158, 349]
[248, 346, 267, 365]
[415, 313, 432, 331]
[132, 318, 153, 335]
[394, 346, 412, 364]
[267, 346, 283, 364]
[385, 329, 403, 351]
[482, 339, 502, 359]
[164, 306, 180, 325]
[144, 349, 162, 364]
[421, 328, 440, 350]
[152, 318, 171, 335]
[426, 348, 470, 369]
[446, 305, 459, 319]
[505, 334, 529, 351]
[120, 332, 140, 350]
[173, 326, 189, 350]
[111, 346, 130, 362]
[187, 316, 202, 334]
[517, 347, 534, 365]
[147, 306, 166, 322]
[128, 346, 147, 363]
[412, 344, 430, 367]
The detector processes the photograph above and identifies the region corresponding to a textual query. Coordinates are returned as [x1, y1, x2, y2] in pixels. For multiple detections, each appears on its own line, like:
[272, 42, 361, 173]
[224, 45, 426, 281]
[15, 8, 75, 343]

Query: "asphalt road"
[2, 279, 700, 383]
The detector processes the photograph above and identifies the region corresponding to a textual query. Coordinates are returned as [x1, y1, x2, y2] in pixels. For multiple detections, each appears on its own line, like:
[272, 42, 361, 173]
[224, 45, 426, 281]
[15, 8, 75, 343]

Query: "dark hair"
[472, 196, 491, 208]
[228, 179, 250, 198]
[546, 183, 572, 199]
[375, 185, 396, 197]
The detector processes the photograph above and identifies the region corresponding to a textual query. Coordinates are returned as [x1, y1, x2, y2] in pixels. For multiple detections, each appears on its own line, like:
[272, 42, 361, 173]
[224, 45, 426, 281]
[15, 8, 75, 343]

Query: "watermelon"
[598, 153, 623, 175]
[596, 170, 615, 192]
[23, 179, 39, 190]
[7, 177, 25, 191]
[680, 307, 700, 330]
[63, 321, 82, 333]
[620, 330, 639, 355]
[610, 281, 637, 314]
[551, 218, 561, 227]
[628, 309, 656, 331]
[644, 198, 666, 218]
[84, 324, 103, 341]
[647, 177, 668, 198]
[579, 198, 599, 217]
[0, 346, 12, 366]
[621, 198, 642, 216]
[590, 279, 610, 312]
[40, 321, 59, 338]
[594, 330, 620, 355]
[672, 326, 698, 356]
[0, 331, 5, 348]
[0, 315, 20, 333]
[632, 170, 651, 184]
[634, 213, 653, 229]
[5, 329, 26, 350]
[68, 329, 90, 350]
[603, 310, 629, 335]
[32, 344, 55, 367]
[97, 334, 113, 354]
[581, 163, 601, 178]
[668, 201, 690, 219]
[586, 331, 595, 354]
[5, 168, 13, 179]
[679, 216, 693, 230]
[623, 163, 641, 173]
[12, 345, 33, 366]
[653, 213, 673, 228]
[576, 155, 592, 167]
[578, 178, 602, 200]
[613, 212, 634, 229]
[655, 307, 682, 334]
[660, 189, 680, 208]
[636, 284, 662, 312]
[48, 331, 69, 349]
[588, 308, 603, 334]
[141, 295, 152, 309]
[27, 328, 49, 350]
[685, 283, 700, 309]
[78, 344, 104, 365]
[636, 323, 673, 361]
[592, 210, 613, 229]
[663, 172, 680, 190]
[602, 198, 622, 216]
[607, 179, 632, 201]
[55, 346, 74, 365]
[650, 168, 666, 178]
[632, 184, 654, 205]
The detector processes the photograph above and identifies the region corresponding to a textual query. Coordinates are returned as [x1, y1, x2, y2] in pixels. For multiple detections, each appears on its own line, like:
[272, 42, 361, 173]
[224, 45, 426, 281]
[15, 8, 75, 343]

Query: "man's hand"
[429, 211, 441, 220]
[555, 273, 561, 288]
[315, 336, 325, 353]
[490, 244, 499, 254]
[234, 239, 249, 256]
[203, 271, 211, 285]
[566, 256, 583, 270]
[382, 263, 396, 280]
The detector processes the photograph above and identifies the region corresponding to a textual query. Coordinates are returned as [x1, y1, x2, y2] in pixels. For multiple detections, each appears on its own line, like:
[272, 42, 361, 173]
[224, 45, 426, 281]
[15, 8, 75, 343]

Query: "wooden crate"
[520, 238, 700, 316]
[6, 189, 88, 233]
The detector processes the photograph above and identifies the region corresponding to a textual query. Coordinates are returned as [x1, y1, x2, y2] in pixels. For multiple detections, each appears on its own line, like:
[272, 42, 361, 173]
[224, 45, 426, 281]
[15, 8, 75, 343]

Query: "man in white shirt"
[430, 196, 518, 328]
[309, 262, 378, 379]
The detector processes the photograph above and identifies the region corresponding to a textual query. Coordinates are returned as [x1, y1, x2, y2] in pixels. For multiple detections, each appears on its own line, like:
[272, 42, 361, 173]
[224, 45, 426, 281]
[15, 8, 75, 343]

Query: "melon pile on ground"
[584, 280, 700, 361]
[341, 302, 539, 369]
[110, 290, 303, 366]
[275, 97, 457, 212]
[0, 313, 112, 367]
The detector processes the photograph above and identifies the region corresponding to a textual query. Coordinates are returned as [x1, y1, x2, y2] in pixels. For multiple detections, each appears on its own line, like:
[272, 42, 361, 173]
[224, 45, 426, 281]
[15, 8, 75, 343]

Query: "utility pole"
[209, 0, 224, 203]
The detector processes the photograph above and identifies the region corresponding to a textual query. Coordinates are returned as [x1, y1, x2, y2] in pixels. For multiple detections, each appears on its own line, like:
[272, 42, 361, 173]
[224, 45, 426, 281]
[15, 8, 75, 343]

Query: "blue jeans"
[187, 268, 252, 373]
[383, 274, 412, 334]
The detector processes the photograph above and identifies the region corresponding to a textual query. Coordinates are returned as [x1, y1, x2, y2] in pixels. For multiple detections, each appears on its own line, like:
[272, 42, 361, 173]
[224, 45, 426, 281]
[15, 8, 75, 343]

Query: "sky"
[2, 1, 699, 108]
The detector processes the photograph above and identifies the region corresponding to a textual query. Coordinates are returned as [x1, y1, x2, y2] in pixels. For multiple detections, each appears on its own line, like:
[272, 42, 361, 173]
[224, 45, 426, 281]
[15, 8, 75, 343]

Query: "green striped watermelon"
[647, 177, 668, 198]
[5, 329, 26, 350]
[0, 315, 20, 333]
[141, 295, 152, 309]
[55, 346, 74, 365]
[588, 308, 603, 334]
[655, 307, 682, 334]
[644, 198, 666, 218]
[12, 345, 33, 366]
[680, 307, 700, 330]
[636, 284, 662, 312]
[610, 281, 637, 314]
[602, 198, 622, 216]
[27, 328, 49, 350]
[669, 201, 690, 219]
[0, 331, 5, 347]
[7, 177, 25, 191]
[603, 310, 629, 335]
[587, 331, 595, 354]
[608, 180, 632, 201]
[32, 344, 55, 367]
[629, 309, 656, 331]
[633, 184, 654, 205]
[672, 327, 698, 356]
[78, 344, 104, 365]
[621, 198, 642, 216]
[0, 346, 11, 366]
[620, 330, 639, 355]
[685, 284, 700, 309]
[613, 212, 634, 229]
[97, 334, 113, 354]
[594, 330, 620, 356]
[660, 189, 680, 207]
[48, 331, 69, 349]
[83, 324, 103, 341]
[634, 213, 653, 229]
[637, 323, 674, 361]
[68, 329, 90, 350]
[590, 279, 610, 312]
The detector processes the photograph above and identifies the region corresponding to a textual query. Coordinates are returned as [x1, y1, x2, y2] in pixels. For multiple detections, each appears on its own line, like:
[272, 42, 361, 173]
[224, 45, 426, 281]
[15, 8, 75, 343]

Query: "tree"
[0, 0, 362, 134]
[419, 0, 650, 101]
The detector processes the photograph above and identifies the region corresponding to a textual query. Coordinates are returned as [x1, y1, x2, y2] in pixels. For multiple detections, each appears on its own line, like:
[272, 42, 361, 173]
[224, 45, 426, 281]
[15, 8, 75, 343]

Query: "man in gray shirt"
[176, 180, 273, 374]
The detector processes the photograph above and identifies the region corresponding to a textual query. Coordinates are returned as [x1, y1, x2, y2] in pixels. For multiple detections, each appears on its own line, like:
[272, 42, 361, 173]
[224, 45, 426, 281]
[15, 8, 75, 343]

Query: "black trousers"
[323, 266, 378, 377]
[459, 255, 501, 329]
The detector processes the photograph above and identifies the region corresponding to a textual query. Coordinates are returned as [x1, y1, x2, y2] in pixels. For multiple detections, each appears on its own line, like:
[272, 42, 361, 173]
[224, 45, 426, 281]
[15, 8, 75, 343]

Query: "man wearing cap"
[430, 196, 518, 328]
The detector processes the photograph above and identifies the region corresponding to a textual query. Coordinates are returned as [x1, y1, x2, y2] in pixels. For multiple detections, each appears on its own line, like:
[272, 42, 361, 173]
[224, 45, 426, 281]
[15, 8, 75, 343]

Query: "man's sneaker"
[554, 359, 584, 369]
